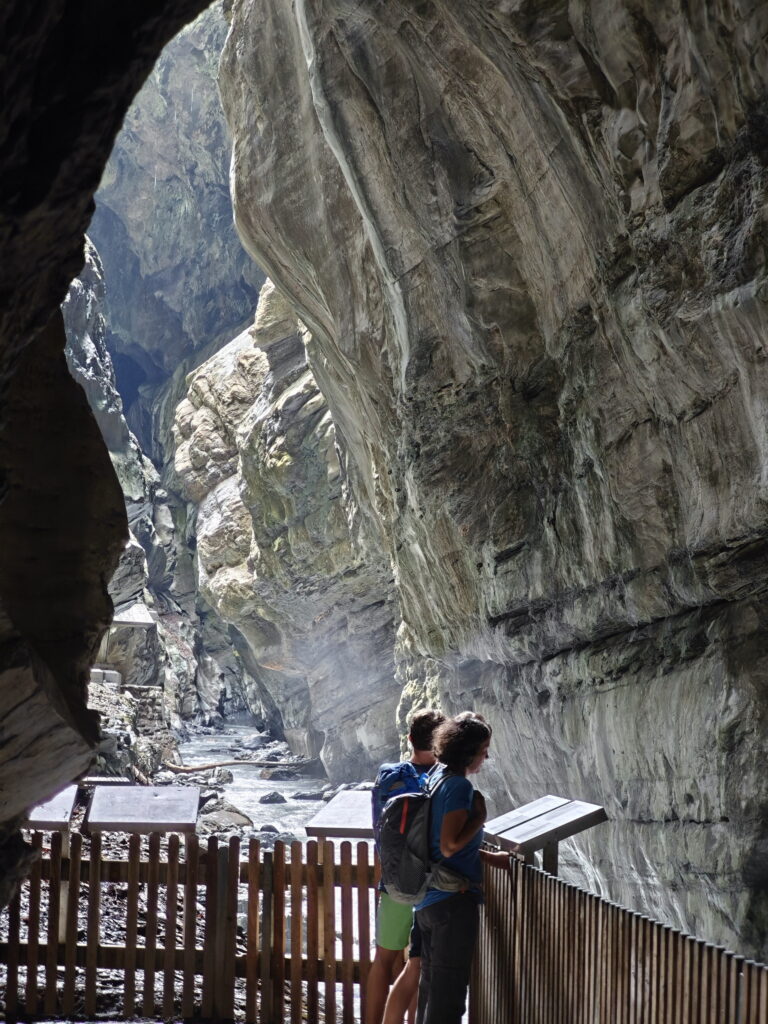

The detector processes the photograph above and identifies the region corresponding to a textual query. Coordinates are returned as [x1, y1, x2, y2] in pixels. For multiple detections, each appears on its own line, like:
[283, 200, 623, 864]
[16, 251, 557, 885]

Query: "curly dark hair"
[408, 708, 446, 751]
[433, 711, 492, 772]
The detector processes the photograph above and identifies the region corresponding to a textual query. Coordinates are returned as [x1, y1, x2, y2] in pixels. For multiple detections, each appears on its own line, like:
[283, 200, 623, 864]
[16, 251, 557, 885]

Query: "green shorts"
[376, 891, 414, 951]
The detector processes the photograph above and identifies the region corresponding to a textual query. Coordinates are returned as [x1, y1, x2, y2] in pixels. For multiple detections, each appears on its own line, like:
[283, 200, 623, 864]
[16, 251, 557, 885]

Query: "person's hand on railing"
[480, 848, 513, 870]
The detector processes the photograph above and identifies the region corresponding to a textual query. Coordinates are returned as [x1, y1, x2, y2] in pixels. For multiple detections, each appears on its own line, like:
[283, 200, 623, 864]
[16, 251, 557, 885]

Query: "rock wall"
[172, 281, 400, 781]
[0, 0, 212, 902]
[88, 1, 263, 453]
[219, 0, 768, 955]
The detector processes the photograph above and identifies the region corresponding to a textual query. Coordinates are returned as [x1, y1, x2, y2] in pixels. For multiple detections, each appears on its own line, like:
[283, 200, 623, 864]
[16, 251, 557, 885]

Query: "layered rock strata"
[220, 0, 768, 955]
[172, 281, 400, 781]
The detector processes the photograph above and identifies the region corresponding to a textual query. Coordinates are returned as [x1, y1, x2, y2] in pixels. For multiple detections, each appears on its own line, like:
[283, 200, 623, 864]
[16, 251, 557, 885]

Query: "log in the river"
[161, 759, 314, 774]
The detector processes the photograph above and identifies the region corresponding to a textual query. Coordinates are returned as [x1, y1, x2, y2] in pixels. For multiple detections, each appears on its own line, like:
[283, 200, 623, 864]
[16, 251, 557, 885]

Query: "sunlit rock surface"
[220, 0, 768, 954]
[172, 281, 400, 781]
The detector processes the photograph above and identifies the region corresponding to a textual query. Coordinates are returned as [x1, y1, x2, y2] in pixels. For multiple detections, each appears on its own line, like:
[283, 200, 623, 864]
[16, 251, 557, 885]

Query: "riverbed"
[177, 724, 332, 837]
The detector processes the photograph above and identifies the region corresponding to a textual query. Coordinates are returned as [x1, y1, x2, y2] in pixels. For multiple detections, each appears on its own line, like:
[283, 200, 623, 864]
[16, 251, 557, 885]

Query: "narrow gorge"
[1, 0, 767, 963]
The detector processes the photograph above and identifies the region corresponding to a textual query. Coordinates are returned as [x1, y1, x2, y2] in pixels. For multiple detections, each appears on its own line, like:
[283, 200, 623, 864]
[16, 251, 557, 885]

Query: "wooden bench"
[485, 794, 607, 875]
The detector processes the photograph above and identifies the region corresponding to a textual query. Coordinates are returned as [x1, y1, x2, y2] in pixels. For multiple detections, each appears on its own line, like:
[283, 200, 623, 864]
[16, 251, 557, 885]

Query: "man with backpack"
[367, 708, 445, 1024]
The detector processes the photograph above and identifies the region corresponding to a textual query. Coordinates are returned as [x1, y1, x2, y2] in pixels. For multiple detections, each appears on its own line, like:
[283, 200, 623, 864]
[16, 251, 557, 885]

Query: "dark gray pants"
[415, 893, 479, 1024]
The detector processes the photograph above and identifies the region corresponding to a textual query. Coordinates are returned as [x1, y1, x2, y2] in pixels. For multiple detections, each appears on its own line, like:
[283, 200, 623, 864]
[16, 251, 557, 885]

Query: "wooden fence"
[0, 832, 375, 1023]
[2, 831, 768, 1022]
[471, 855, 768, 1024]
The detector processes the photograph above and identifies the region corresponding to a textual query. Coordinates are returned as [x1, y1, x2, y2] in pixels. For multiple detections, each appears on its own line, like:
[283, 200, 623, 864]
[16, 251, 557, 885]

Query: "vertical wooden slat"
[224, 836, 240, 1022]
[245, 839, 260, 1024]
[543, 870, 552, 1024]
[665, 929, 678, 1024]
[636, 915, 647, 1024]
[356, 841, 371, 1024]
[657, 926, 669, 1024]
[517, 865, 527, 1024]
[290, 842, 304, 1024]
[697, 941, 708, 1024]
[544, 872, 548, 1024]
[610, 901, 622, 1024]
[555, 878, 565, 1023]
[306, 840, 320, 1024]
[528, 869, 539, 1024]
[163, 834, 180, 1019]
[650, 920, 662, 1024]
[759, 965, 768, 1024]
[716, 947, 729, 1024]
[182, 833, 199, 1021]
[587, 891, 597, 1024]
[124, 833, 141, 1017]
[691, 938, 703, 1024]
[142, 832, 160, 1017]
[548, 876, 557, 1024]
[677, 929, 688, 1024]
[212, 838, 239, 1022]
[627, 912, 637, 1024]
[44, 831, 63, 1015]
[25, 832, 43, 1016]
[84, 831, 101, 1016]
[6, 868, 22, 1020]
[643, 917, 654, 1024]
[743, 961, 758, 1024]
[513, 859, 524, 1023]
[619, 906, 628, 1024]
[62, 832, 82, 1015]
[726, 953, 740, 1023]
[574, 886, 584, 1024]
[322, 840, 337, 1023]
[261, 851, 274, 1024]
[701, 944, 715, 1024]
[273, 841, 287, 1020]
[340, 842, 354, 1024]
[202, 836, 218, 1020]
[537, 871, 547, 1024]
[667, 929, 676, 1024]
[540, 870, 549, 1024]
[599, 901, 610, 1024]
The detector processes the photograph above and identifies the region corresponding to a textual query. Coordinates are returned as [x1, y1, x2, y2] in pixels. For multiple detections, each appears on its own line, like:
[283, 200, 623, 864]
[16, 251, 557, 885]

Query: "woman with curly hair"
[414, 711, 508, 1024]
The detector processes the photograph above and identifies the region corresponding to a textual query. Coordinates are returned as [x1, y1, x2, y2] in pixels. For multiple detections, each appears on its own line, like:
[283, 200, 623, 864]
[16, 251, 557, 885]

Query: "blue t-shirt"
[416, 765, 483, 910]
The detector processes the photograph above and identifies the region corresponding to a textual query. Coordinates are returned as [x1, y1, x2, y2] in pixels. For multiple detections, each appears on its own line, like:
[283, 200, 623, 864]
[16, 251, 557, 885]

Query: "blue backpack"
[371, 761, 427, 848]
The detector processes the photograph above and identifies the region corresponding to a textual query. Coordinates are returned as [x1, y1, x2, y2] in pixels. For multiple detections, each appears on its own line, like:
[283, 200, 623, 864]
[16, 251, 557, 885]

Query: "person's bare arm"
[439, 792, 487, 857]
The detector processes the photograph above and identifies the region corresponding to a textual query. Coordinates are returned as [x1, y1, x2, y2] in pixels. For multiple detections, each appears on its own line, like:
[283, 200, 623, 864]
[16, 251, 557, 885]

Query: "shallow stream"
[177, 724, 331, 837]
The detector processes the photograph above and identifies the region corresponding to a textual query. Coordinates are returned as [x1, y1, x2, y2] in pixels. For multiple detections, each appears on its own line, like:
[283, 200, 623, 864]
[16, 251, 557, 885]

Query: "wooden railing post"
[261, 851, 274, 1024]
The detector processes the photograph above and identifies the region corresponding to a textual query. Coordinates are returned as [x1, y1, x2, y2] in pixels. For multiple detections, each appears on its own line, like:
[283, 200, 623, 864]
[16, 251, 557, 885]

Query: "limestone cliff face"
[220, 1, 768, 954]
[172, 281, 400, 781]
[88, 2, 262, 451]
